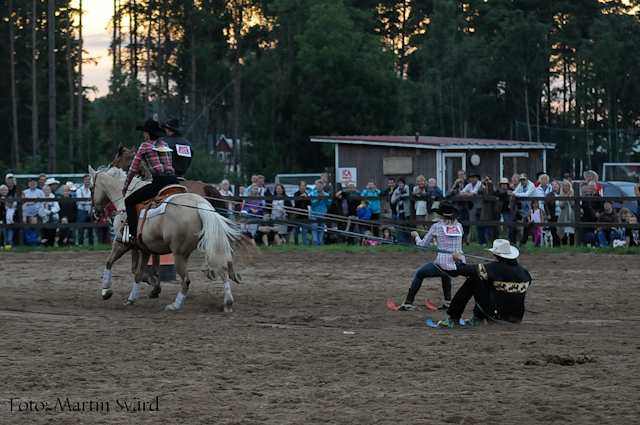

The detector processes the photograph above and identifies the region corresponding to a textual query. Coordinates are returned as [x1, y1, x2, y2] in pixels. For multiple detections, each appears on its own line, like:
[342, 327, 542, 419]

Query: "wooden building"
[311, 135, 555, 190]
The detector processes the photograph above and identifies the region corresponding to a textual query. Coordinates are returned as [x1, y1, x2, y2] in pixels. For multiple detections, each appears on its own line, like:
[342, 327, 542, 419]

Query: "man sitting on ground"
[437, 239, 532, 327]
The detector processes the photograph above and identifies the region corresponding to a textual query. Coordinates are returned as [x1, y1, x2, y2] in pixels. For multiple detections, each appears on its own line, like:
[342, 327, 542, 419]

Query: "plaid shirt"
[415, 220, 465, 270]
[125, 140, 174, 188]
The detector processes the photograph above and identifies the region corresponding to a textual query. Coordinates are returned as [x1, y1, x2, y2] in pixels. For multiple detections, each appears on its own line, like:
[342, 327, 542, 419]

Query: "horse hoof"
[102, 290, 113, 300]
[147, 275, 159, 286]
[124, 299, 136, 306]
[224, 299, 233, 312]
[206, 270, 217, 281]
[233, 273, 244, 284]
[165, 304, 178, 311]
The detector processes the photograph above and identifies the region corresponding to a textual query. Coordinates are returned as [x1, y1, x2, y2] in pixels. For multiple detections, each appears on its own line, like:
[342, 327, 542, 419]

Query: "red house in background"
[216, 135, 233, 162]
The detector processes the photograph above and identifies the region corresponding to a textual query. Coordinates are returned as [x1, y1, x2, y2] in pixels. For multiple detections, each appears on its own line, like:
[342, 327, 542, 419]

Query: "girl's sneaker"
[398, 301, 416, 311]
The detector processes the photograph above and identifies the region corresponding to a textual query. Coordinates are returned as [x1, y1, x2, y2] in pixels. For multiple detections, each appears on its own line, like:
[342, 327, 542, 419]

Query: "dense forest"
[1, 0, 640, 183]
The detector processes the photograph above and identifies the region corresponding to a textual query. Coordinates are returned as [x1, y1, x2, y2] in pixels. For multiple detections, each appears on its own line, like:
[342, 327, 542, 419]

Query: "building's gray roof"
[311, 135, 555, 150]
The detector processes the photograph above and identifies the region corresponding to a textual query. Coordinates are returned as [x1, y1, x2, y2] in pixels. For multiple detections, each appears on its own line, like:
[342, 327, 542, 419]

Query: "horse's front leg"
[124, 250, 151, 306]
[166, 254, 190, 311]
[102, 242, 131, 300]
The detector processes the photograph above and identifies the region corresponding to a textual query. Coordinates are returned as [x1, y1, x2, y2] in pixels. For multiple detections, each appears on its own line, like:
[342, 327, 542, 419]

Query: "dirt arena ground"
[0, 249, 638, 424]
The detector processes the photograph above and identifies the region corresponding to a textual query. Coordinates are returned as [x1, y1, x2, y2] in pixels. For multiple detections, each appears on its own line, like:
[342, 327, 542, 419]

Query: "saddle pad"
[139, 193, 188, 219]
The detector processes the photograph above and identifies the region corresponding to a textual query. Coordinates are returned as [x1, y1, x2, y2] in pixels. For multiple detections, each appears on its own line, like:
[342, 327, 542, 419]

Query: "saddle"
[134, 184, 188, 253]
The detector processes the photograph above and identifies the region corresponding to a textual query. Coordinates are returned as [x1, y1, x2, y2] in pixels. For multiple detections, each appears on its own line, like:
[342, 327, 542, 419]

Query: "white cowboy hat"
[64, 181, 78, 191]
[487, 239, 520, 259]
[45, 177, 60, 186]
[583, 170, 599, 181]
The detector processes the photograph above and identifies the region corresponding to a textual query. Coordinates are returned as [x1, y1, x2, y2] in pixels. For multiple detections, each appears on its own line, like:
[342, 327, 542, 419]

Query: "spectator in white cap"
[583, 170, 603, 196]
[22, 178, 45, 222]
[5, 173, 20, 198]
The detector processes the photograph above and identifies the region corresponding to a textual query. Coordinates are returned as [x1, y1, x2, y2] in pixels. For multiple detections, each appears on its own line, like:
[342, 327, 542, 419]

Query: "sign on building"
[338, 167, 357, 186]
[383, 157, 413, 175]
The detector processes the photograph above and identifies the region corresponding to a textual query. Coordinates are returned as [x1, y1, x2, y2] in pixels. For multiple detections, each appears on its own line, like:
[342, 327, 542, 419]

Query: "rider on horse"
[120, 120, 179, 249]
[162, 116, 192, 178]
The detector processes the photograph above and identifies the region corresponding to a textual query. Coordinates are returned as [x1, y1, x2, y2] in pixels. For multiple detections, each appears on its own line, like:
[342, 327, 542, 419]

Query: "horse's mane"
[110, 144, 152, 180]
[101, 165, 143, 188]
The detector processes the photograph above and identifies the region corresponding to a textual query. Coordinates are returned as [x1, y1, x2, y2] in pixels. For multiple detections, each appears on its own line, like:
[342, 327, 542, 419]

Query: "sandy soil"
[0, 249, 638, 424]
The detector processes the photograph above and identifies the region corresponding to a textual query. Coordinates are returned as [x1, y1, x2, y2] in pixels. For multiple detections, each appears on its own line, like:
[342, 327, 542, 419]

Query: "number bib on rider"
[176, 145, 192, 157]
[443, 224, 462, 237]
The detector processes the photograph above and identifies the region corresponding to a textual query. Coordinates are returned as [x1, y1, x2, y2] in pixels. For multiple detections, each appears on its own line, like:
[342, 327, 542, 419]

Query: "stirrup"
[122, 225, 130, 243]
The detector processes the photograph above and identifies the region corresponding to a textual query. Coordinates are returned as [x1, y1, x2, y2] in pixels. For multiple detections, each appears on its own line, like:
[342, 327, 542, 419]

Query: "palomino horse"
[89, 165, 254, 312]
[109, 145, 240, 293]
[110, 144, 230, 214]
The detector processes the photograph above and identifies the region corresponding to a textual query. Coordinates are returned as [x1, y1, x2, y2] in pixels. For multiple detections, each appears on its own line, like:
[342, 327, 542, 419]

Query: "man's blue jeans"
[293, 225, 309, 246]
[393, 212, 409, 243]
[502, 211, 517, 244]
[476, 208, 487, 245]
[77, 210, 94, 245]
[311, 219, 325, 246]
[597, 230, 617, 247]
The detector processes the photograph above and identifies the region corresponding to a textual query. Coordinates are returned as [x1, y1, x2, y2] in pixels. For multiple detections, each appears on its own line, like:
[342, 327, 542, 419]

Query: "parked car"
[577, 180, 637, 213]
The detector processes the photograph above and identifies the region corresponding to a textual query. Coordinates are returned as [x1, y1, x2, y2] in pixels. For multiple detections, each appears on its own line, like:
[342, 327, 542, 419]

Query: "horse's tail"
[196, 203, 256, 270]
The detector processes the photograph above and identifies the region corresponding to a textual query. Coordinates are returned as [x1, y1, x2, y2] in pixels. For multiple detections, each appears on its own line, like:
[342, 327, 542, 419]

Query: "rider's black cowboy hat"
[163, 116, 185, 132]
[435, 200, 459, 219]
[136, 120, 167, 138]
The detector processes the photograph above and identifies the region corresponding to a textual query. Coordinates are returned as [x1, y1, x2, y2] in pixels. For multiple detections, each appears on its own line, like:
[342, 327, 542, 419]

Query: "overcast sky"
[78, 1, 111, 99]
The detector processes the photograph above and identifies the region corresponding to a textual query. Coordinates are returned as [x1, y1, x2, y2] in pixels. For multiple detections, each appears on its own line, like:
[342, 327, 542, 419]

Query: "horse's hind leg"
[201, 259, 217, 281]
[147, 254, 162, 298]
[228, 261, 243, 284]
[166, 254, 190, 311]
[124, 250, 151, 306]
[203, 264, 233, 311]
[219, 267, 234, 312]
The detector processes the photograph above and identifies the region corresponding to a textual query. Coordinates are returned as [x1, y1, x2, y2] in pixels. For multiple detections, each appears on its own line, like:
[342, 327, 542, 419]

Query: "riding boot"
[398, 287, 418, 310]
[404, 287, 418, 305]
[442, 284, 452, 303]
[438, 284, 452, 310]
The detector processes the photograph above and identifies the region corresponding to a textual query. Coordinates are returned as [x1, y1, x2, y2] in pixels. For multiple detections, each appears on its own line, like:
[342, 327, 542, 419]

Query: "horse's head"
[110, 144, 136, 171]
[88, 165, 114, 217]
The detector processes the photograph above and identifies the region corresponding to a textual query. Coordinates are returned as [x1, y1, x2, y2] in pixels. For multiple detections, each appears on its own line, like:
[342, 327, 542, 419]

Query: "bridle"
[91, 171, 127, 221]
[90, 173, 103, 220]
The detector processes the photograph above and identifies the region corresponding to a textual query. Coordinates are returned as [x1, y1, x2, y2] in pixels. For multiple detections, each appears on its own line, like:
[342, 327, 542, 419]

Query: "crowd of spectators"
[229, 169, 640, 250]
[0, 172, 107, 248]
[2, 168, 638, 250]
